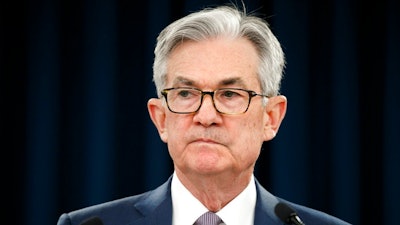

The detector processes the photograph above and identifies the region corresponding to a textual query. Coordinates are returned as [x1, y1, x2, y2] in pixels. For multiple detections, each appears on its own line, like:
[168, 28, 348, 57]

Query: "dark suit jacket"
[57, 176, 351, 225]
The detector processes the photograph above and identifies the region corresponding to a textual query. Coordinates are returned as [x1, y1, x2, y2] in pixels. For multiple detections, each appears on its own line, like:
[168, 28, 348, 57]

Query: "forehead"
[166, 37, 260, 89]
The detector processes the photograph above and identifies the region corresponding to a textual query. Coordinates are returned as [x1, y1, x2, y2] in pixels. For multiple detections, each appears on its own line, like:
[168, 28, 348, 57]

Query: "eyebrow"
[171, 76, 246, 88]
[171, 76, 194, 86]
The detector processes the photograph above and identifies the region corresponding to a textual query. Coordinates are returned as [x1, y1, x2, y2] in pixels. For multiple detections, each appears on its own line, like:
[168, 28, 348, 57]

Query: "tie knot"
[194, 211, 222, 225]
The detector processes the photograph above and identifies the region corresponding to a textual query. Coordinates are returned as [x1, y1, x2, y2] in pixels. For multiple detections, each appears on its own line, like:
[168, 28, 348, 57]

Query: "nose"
[193, 94, 222, 126]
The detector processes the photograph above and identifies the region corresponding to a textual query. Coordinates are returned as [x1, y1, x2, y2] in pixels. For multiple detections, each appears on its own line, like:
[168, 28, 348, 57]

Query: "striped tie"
[194, 211, 223, 225]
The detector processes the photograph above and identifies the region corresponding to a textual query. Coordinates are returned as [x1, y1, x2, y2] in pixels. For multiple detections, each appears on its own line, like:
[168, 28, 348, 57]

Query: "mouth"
[190, 138, 226, 149]
[193, 138, 218, 144]
[188, 131, 227, 147]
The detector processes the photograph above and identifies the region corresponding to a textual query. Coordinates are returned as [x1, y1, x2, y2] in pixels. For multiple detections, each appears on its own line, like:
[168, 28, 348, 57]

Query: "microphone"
[274, 202, 305, 225]
[79, 216, 104, 225]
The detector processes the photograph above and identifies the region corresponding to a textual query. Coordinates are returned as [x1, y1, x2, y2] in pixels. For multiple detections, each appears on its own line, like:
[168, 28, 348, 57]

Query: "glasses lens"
[166, 88, 202, 113]
[164, 88, 251, 114]
[214, 89, 249, 114]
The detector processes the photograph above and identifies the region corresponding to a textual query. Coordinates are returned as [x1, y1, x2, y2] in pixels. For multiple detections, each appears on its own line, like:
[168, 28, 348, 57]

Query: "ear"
[263, 95, 287, 141]
[147, 98, 168, 143]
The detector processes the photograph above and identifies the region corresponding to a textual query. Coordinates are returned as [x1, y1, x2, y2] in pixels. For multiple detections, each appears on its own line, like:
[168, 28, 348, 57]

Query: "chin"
[191, 159, 226, 175]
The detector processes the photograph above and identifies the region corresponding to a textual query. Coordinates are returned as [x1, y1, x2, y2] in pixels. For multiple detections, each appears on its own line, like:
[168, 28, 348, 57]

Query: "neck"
[175, 169, 253, 212]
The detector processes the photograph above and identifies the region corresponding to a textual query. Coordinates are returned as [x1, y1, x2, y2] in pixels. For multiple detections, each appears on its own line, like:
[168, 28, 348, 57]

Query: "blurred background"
[1, 0, 399, 224]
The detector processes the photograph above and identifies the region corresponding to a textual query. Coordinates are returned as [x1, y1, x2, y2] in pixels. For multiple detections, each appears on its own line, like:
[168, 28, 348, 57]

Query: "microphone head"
[79, 216, 103, 225]
[274, 202, 300, 224]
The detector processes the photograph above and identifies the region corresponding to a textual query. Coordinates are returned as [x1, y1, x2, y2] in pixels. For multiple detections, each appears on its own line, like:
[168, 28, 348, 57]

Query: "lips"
[187, 130, 227, 146]
[194, 138, 218, 143]
[189, 137, 227, 149]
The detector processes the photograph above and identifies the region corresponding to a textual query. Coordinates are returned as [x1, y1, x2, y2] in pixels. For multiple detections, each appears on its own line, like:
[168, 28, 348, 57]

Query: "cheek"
[165, 115, 188, 137]
[164, 116, 189, 150]
[239, 115, 265, 140]
[235, 116, 265, 153]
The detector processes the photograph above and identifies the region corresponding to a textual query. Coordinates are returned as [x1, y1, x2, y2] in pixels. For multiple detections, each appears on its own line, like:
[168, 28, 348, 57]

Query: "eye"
[177, 89, 190, 97]
[221, 89, 241, 98]
[175, 88, 200, 99]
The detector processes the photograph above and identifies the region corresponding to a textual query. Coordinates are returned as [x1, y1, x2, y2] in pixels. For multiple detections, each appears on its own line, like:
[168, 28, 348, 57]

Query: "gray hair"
[152, 5, 285, 97]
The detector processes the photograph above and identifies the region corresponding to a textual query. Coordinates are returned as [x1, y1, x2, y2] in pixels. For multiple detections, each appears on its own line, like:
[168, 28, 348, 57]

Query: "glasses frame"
[161, 87, 269, 115]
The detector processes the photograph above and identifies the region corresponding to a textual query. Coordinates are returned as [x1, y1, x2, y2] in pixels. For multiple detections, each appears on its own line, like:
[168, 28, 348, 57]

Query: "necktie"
[194, 211, 223, 225]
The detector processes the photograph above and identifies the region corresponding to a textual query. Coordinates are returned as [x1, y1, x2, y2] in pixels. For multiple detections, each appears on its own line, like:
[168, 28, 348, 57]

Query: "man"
[57, 5, 351, 225]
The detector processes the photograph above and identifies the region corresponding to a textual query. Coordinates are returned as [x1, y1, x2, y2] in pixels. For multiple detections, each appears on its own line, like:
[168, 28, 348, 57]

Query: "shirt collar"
[171, 172, 257, 225]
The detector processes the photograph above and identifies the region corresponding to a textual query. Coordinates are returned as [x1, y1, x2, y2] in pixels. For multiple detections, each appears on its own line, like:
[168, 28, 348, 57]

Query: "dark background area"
[1, 0, 399, 225]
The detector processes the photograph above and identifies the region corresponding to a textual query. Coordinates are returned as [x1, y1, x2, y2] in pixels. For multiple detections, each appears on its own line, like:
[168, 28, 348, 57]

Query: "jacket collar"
[254, 178, 283, 225]
[132, 176, 282, 225]
[131, 176, 173, 225]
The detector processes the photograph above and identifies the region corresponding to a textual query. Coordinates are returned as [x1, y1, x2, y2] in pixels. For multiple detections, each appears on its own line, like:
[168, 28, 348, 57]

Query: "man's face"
[149, 37, 282, 177]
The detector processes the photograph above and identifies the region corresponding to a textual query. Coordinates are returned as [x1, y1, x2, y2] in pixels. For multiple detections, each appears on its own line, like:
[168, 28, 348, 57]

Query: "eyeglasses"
[161, 87, 269, 115]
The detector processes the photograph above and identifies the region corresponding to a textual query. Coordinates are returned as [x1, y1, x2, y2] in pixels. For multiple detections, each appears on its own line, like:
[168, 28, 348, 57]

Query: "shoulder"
[254, 179, 351, 225]
[279, 199, 352, 225]
[57, 193, 148, 225]
[57, 178, 172, 225]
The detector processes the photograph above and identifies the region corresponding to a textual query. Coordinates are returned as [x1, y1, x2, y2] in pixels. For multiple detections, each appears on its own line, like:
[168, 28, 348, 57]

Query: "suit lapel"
[130, 176, 282, 225]
[254, 178, 283, 225]
[132, 176, 173, 225]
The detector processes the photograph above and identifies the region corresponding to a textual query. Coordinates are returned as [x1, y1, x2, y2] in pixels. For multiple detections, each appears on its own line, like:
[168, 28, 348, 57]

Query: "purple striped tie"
[194, 211, 223, 225]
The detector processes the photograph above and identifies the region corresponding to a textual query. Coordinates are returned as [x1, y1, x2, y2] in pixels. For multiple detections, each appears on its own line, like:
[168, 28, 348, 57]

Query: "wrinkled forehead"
[168, 75, 247, 88]
[165, 38, 261, 90]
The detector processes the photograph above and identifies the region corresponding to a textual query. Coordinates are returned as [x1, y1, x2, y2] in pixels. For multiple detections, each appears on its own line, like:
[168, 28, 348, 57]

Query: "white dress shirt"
[171, 172, 256, 225]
